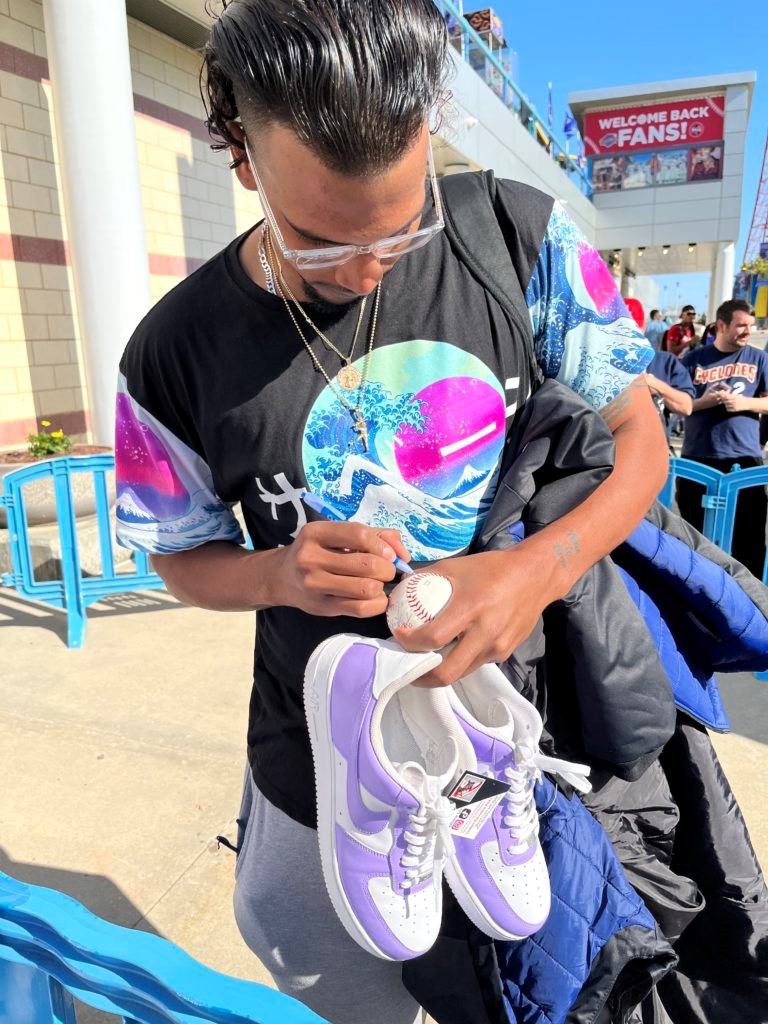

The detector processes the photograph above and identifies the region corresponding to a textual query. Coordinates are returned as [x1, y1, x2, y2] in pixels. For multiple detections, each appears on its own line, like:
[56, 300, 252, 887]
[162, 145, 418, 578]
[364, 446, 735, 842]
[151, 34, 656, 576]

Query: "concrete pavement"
[2, 587, 767, 1020]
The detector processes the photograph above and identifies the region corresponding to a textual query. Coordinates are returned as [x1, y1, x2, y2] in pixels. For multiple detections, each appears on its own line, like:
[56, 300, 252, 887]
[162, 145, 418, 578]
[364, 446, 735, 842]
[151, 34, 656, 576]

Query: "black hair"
[201, 0, 450, 174]
[650, 309, 660, 319]
[716, 299, 753, 326]
[681, 305, 695, 314]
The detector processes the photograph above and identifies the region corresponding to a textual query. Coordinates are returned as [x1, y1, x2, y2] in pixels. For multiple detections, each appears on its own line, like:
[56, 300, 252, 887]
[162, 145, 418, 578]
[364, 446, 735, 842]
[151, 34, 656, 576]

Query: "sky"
[486, 0, 767, 313]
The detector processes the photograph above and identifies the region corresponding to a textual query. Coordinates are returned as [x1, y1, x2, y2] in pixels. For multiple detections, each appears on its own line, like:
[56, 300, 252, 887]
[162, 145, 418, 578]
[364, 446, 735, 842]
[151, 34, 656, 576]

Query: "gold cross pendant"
[350, 410, 369, 452]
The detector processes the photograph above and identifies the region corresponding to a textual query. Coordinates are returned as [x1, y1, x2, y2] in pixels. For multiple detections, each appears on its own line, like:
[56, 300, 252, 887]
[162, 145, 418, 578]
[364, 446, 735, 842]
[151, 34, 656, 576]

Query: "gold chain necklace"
[264, 227, 380, 452]
[265, 226, 368, 391]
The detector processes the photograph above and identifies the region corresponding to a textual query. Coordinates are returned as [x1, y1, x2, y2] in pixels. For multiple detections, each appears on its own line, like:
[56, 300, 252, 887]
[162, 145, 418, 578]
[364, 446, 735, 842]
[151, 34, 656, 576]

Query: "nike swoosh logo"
[334, 751, 396, 856]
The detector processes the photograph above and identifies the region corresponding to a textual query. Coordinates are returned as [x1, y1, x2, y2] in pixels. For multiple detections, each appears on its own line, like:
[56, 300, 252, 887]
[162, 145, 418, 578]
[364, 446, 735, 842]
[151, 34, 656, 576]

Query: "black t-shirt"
[115, 185, 651, 826]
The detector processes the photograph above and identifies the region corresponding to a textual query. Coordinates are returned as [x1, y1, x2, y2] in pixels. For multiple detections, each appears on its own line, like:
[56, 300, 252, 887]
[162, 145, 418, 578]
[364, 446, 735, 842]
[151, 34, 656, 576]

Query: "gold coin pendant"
[337, 365, 362, 391]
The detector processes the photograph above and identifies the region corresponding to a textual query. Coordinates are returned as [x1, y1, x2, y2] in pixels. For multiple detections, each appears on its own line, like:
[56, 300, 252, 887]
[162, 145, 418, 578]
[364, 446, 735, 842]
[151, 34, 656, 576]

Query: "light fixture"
[662, 244, 670, 255]
[687, 243, 696, 253]
[637, 247, 645, 256]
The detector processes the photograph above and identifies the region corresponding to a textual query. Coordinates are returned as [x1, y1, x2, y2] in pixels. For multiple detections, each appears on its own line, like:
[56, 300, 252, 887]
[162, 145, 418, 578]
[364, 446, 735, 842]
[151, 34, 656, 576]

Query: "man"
[114, 2, 665, 1020]
[644, 308, 666, 350]
[646, 349, 695, 445]
[665, 304, 698, 357]
[677, 299, 768, 578]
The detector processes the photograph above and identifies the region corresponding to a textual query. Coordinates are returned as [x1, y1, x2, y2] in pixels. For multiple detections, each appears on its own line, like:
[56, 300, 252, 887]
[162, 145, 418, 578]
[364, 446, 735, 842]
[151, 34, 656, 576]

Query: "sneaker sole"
[304, 634, 398, 962]
[443, 854, 543, 942]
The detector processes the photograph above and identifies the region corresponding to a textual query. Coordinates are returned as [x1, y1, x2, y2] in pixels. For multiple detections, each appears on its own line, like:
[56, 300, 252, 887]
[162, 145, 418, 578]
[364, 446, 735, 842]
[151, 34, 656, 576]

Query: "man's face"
[681, 309, 695, 326]
[718, 310, 755, 350]
[241, 124, 434, 306]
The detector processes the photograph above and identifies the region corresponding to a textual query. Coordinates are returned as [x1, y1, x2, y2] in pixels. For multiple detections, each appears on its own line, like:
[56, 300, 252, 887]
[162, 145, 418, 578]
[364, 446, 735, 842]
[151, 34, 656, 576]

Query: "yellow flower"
[41, 420, 51, 427]
[52, 429, 64, 438]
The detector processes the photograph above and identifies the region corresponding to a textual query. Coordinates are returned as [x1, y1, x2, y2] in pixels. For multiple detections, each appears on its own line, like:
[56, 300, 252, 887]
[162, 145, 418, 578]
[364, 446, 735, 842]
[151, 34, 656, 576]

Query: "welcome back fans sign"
[583, 97, 725, 155]
[584, 95, 725, 193]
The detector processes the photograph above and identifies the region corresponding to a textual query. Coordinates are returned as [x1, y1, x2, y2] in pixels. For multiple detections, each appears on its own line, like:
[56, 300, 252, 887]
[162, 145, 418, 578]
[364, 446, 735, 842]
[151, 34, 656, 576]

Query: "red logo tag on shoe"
[446, 771, 510, 840]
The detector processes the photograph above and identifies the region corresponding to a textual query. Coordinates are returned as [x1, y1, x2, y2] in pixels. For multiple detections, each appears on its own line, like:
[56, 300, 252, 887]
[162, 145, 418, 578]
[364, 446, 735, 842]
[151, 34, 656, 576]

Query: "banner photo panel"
[655, 149, 688, 185]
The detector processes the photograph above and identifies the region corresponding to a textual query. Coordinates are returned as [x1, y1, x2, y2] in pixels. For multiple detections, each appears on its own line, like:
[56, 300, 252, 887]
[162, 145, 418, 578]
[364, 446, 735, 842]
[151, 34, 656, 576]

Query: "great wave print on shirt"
[302, 340, 507, 562]
[115, 375, 243, 553]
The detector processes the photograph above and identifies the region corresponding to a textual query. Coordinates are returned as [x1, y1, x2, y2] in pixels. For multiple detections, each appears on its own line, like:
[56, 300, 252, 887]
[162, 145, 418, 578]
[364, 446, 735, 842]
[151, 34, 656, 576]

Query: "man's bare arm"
[150, 522, 412, 619]
[399, 379, 670, 685]
[645, 373, 693, 416]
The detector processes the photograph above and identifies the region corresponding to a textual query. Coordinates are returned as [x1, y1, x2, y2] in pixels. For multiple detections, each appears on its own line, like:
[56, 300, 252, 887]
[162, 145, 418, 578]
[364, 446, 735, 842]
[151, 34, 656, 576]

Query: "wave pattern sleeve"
[114, 373, 244, 554]
[525, 201, 654, 410]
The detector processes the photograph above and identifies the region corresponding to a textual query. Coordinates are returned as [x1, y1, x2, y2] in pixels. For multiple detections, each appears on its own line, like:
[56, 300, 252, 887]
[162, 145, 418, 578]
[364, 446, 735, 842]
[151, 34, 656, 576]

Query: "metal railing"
[433, 0, 592, 196]
[2, 454, 765, 683]
[0, 454, 163, 648]
[659, 456, 768, 681]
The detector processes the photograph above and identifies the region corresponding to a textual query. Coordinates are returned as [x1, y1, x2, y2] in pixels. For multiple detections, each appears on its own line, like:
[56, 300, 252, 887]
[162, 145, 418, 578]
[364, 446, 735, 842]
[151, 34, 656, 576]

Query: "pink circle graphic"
[394, 377, 505, 498]
[578, 243, 618, 315]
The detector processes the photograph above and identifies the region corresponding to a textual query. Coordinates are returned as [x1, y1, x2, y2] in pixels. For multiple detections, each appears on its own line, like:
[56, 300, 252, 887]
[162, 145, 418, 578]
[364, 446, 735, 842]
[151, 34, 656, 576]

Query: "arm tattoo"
[553, 531, 582, 572]
[600, 378, 641, 428]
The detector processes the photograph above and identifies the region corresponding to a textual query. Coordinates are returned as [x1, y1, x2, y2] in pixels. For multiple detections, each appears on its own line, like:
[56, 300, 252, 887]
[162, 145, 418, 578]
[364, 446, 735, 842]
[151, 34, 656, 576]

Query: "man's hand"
[271, 521, 410, 618]
[645, 373, 664, 395]
[693, 384, 728, 411]
[719, 390, 750, 413]
[392, 547, 559, 687]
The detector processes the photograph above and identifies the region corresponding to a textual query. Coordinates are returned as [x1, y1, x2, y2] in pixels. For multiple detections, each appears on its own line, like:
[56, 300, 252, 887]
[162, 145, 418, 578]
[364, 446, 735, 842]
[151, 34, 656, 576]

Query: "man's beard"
[300, 276, 359, 317]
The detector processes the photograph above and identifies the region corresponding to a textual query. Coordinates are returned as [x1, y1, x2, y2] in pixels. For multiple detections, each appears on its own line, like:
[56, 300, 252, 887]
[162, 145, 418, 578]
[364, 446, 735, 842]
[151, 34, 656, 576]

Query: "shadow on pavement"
[0, 588, 183, 645]
[717, 672, 768, 746]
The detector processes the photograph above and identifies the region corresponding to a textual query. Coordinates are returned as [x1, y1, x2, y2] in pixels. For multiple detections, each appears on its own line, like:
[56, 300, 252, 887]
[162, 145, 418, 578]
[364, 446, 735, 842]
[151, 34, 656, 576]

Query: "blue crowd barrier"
[0, 454, 163, 648]
[0, 869, 326, 1024]
[659, 456, 768, 682]
[2, 453, 766, 675]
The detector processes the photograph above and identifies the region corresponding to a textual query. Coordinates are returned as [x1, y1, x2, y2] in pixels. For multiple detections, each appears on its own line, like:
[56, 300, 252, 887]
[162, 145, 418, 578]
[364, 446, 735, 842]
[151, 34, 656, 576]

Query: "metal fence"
[1, 453, 766, 657]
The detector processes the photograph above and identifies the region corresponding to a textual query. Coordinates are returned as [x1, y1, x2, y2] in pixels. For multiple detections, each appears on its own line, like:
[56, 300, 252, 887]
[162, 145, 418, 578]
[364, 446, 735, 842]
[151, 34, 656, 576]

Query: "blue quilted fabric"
[497, 778, 655, 1024]
[615, 565, 729, 732]
[617, 520, 768, 730]
[622, 520, 768, 672]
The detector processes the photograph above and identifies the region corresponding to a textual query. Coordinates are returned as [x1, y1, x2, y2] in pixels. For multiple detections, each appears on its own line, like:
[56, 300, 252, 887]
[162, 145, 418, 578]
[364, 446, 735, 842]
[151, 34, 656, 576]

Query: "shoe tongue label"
[445, 771, 509, 841]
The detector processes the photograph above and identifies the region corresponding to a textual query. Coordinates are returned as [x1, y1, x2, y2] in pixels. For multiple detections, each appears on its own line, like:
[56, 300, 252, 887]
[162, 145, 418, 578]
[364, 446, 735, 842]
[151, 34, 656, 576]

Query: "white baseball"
[386, 573, 453, 632]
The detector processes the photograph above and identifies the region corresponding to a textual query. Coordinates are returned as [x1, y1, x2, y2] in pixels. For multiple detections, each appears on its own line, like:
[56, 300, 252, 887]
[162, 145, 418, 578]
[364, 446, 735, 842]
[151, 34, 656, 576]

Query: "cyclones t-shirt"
[115, 190, 651, 826]
[681, 343, 768, 459]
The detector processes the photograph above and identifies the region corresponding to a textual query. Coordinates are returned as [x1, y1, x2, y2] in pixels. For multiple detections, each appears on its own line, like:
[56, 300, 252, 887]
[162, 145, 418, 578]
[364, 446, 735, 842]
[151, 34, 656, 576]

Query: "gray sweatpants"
[233, 769, 423, 1024]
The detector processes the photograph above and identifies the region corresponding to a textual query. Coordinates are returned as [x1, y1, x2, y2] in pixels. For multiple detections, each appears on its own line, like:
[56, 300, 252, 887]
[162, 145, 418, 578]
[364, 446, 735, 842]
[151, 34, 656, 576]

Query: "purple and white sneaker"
[445, 663, 591, 941]
[304, 634, 475, 961]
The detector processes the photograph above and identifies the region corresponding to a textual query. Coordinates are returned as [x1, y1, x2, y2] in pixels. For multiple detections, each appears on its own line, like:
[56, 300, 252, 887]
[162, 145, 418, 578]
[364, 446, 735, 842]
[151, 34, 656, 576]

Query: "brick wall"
[0, 0, 261, 450]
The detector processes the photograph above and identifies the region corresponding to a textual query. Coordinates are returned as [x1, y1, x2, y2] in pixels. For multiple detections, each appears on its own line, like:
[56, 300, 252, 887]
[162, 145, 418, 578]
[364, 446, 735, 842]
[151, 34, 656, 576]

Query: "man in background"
[665, 304, 698, 357]
[644, 308, 666, 350]
[646, 349, 694, 446]
[677, 299, 768, 578]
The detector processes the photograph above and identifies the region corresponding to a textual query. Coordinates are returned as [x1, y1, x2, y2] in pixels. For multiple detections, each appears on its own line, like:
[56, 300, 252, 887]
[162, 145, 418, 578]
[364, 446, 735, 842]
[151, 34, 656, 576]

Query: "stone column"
[41, 0, 151, 445]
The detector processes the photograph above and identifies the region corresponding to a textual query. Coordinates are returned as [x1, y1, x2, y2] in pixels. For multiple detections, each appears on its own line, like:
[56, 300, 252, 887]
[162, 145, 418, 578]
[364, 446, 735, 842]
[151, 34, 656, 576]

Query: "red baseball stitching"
[403, 576, 441, 622]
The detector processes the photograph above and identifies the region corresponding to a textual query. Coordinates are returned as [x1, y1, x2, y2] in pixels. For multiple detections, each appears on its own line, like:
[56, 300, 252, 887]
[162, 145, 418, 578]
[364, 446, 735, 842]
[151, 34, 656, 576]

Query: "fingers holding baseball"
[388, 551, 555, 686]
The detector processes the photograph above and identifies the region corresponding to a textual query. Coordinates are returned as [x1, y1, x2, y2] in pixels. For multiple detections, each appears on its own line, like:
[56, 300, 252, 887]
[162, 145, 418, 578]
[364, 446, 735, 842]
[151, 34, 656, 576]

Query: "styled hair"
[201, 0, 450, 175]
[716, 299, 753, 326]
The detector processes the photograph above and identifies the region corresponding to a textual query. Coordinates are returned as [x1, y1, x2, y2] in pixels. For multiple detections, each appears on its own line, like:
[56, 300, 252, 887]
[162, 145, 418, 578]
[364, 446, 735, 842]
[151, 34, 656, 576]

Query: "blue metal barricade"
[662, 457, 768, 681]
[0, 455, 163, 649]
[0, 869, 326, 1024]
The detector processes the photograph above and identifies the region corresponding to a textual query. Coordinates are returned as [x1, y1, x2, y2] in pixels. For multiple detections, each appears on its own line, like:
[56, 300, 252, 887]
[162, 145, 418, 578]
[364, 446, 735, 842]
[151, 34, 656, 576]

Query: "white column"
[710, 242, 736, 319]
[41, 0, 151, 445]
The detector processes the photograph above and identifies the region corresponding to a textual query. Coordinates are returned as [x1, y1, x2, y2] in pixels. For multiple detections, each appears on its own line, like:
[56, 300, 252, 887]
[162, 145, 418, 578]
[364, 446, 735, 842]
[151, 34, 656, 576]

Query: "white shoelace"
[501, 739, 591, 855]
[399, 777, 456, 892]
